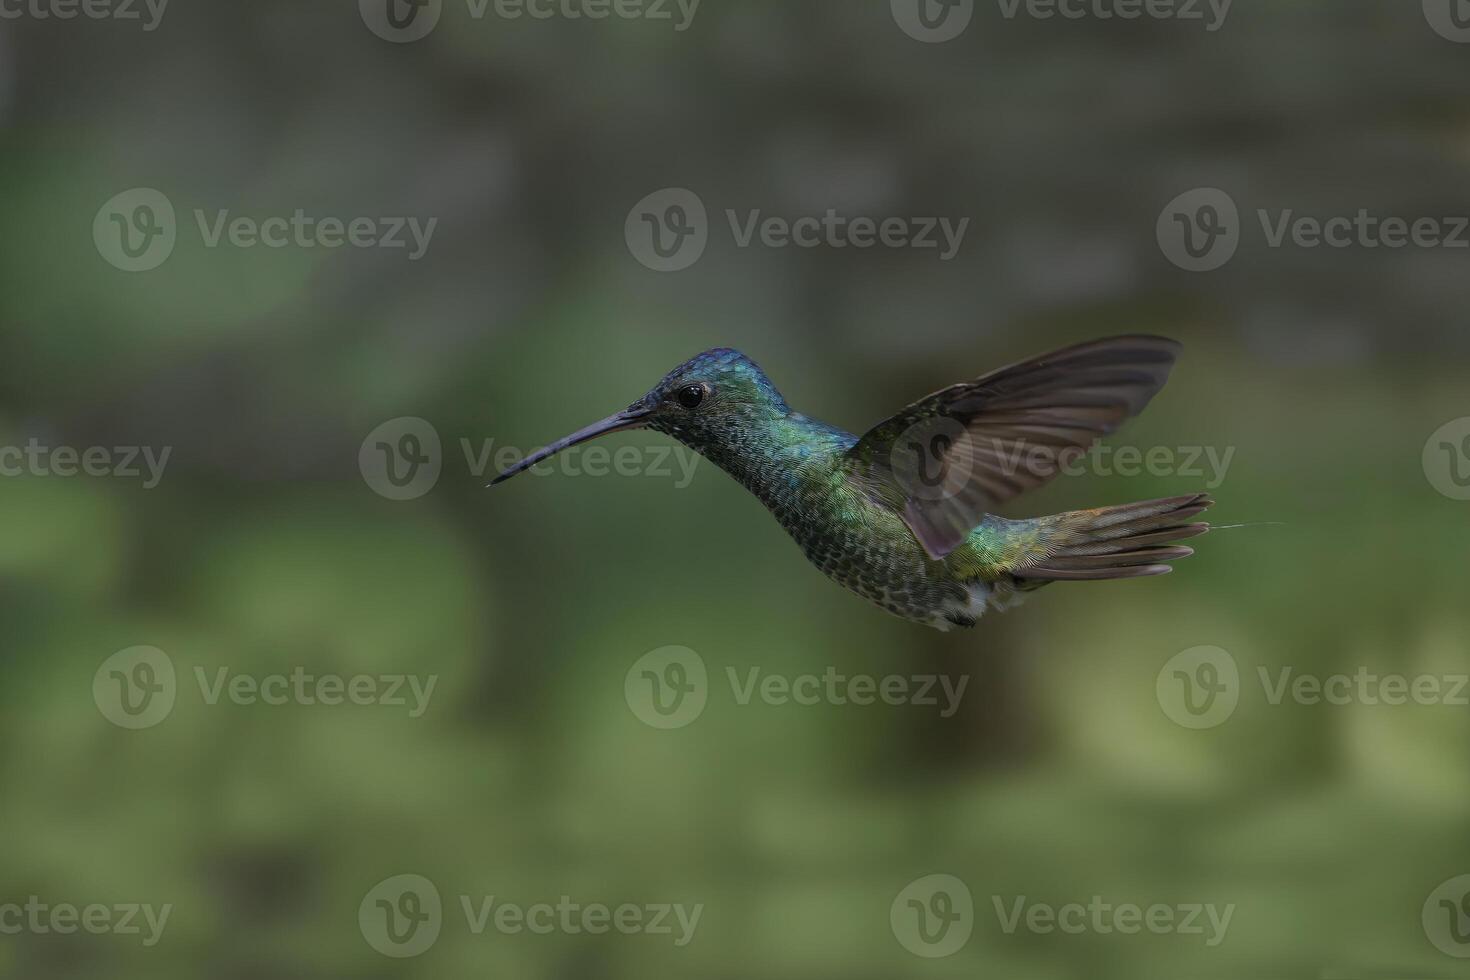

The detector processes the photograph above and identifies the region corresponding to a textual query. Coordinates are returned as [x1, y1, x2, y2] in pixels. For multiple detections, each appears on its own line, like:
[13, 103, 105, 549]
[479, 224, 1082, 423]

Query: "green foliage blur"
[2, 1, 1469, 977]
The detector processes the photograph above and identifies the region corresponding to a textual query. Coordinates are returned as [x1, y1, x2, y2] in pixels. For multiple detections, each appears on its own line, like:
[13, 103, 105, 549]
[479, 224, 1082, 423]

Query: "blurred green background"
[2, 0, 1470, 977]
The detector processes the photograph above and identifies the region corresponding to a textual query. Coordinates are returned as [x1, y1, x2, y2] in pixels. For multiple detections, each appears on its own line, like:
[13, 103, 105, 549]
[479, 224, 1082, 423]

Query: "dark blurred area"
[1, 1, 1469, 977]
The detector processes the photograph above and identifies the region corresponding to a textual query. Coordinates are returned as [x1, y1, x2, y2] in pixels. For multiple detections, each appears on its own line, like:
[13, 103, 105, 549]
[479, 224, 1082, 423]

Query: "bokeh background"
[2, 0, 1470, 977]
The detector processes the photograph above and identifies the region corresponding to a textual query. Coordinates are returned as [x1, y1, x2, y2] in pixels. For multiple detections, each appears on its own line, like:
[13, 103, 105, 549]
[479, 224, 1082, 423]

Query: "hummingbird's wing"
[844, 335, 1181, 559]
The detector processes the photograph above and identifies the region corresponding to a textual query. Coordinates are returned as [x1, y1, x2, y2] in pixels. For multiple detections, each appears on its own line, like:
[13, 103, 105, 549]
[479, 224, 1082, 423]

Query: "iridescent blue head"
[489, 348, 789, 485]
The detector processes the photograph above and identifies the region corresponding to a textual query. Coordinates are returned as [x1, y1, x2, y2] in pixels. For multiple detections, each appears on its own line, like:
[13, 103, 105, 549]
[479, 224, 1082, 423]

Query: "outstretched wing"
[844, 335, 1181, 559]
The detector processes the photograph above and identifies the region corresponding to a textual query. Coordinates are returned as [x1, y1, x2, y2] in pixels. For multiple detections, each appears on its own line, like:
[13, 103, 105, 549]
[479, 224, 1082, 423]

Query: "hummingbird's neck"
[684, 412, 857, 511]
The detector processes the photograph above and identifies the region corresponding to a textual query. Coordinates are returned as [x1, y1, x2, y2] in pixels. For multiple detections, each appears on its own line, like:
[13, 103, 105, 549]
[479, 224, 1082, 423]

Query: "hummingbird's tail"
[1015, 493, 1214, 582]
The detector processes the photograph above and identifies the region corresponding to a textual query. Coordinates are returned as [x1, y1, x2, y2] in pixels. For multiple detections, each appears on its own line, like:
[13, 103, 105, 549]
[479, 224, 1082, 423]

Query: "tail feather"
[1063, 523, 1209, 555]
[1016, 493, 1214, 583]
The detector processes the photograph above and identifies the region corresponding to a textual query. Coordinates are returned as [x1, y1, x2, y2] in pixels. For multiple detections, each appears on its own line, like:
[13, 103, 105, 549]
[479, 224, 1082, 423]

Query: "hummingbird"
[492, 336, 1212, 630]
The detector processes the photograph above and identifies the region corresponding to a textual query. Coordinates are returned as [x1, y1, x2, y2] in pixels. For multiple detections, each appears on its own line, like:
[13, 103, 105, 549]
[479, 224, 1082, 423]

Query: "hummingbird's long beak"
[488, 406, 652, 486]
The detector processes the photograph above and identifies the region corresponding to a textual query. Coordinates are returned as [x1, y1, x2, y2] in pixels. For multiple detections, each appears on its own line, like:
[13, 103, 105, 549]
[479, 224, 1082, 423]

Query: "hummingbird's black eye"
[675, 384, 706, 409]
